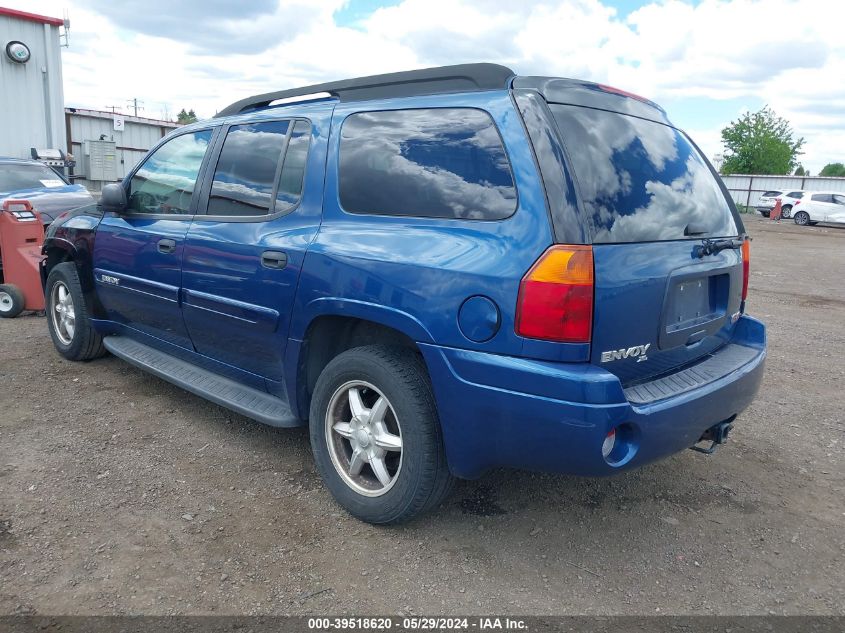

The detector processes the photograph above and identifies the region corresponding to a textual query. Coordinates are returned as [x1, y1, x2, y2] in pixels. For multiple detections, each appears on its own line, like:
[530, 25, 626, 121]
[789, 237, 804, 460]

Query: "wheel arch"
[42, 237, 106, 318]
[290, 312, 428, 421]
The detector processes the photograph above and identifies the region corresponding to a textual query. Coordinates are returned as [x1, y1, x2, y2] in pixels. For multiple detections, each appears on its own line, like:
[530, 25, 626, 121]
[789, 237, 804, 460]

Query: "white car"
[758, 189, 806, 218]
[791, 191, 845, 226]
[756, 189, 784, 216]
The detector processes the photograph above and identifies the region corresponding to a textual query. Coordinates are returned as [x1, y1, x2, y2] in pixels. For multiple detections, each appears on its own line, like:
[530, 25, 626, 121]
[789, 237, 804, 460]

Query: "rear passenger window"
[207, 120, 289, 216]
[339, 108, 516, 220]
[811, 193, 834, 203]
[275, 120, 311, 213]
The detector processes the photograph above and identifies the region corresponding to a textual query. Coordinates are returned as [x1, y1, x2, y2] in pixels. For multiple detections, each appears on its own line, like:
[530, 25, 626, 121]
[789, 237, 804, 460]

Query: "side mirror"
[100, 183, 127, 213]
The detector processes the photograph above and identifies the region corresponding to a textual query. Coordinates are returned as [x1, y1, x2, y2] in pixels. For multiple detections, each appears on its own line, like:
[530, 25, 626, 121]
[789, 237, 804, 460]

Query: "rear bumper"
[420, 315, 766, 479]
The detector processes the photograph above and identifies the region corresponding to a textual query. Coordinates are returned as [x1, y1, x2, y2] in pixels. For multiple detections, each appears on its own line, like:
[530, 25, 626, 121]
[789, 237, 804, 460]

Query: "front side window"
[207, 121, 290, 216]
[549, 104, 738, 243]
[127, 130, 212, 214]
[834, 194, 845, 205]
[339, 108, 517, 220]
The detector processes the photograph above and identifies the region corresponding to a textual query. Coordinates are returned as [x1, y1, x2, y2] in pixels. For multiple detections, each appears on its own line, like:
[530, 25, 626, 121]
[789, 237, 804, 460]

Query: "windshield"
[0, 163, 68, 192]
[549, 104, 739, 243]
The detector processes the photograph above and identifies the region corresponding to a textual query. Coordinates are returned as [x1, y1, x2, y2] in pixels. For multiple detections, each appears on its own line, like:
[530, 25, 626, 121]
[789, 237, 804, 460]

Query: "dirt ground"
[1, 214, 843, 616]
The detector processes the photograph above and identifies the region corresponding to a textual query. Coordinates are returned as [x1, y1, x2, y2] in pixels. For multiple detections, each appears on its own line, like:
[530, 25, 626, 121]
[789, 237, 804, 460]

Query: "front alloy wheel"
[45, 262, 106, 361]
[50, 280, 76, 345]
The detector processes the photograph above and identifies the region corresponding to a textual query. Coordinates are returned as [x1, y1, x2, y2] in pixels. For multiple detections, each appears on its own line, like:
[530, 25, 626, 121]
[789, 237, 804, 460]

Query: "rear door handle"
[157, 238, 177, 254]
[261, 250, 288, 269]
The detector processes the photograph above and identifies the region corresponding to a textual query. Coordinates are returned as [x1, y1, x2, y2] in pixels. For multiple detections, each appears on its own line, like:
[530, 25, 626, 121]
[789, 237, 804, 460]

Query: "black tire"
[794, 211, 810, 226]
[45, 262, 106, 361]
[781, 205, 792, 219]
[0, 284, 26, 318]
[760, 211, 770, 218]
[309, 345, 455, 524]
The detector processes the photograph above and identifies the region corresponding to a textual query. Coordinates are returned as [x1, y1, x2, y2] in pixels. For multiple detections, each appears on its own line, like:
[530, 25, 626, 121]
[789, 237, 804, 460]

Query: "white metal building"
[721, 174, 845, 208]
[65, 108, 180, 190]
[0, 7, 66, 160]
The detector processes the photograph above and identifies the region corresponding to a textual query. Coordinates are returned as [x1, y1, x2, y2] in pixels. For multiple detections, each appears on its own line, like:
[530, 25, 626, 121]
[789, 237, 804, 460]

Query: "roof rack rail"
[215, 63, 516, 118]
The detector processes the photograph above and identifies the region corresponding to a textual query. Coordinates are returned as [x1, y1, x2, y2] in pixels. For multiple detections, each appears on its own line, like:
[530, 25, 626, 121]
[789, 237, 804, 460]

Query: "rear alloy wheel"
[310, 345, 455, 524]
[781, 205, 792, 219]
[0, 284, 26, 318]
[794, 211, 810, 226]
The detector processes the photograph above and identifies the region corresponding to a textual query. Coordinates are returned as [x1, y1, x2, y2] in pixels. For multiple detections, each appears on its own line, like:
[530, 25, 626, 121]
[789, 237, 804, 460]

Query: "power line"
[127, 98, 144, 117]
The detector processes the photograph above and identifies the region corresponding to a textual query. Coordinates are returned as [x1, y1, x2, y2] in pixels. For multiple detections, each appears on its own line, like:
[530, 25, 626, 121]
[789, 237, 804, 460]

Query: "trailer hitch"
[690, 419, 734, 454]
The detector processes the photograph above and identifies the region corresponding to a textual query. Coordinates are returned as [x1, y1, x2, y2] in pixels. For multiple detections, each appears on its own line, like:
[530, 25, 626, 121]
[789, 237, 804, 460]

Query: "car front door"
[830, 194, 845, 223]
[180, 103, 330, 393]
[809, 193, 835, 221]
[93, 128, 216, 349]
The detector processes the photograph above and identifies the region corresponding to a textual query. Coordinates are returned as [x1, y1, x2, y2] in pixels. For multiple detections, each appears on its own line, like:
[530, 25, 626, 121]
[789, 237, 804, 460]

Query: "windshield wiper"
[693, 237, 745, 258]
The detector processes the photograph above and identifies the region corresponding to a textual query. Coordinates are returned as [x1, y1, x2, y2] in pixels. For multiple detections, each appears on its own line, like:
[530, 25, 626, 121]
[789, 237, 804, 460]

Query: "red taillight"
[794, 199, 801, 206]
[741, 239, 750, 302]
[515, 245, 594, 343]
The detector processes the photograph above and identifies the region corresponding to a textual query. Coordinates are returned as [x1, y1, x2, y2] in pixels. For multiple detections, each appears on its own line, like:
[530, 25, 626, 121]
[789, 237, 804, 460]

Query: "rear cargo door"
[548, 104, 744, 386]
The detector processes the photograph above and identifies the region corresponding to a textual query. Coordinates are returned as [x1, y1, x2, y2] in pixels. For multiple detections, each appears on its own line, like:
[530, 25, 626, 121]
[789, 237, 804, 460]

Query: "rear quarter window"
[549, 104, 739, 243]
[338, 108, 517, 220]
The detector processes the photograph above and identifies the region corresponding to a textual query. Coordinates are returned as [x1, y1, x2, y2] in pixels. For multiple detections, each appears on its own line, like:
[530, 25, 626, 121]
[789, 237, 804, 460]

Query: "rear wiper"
[693, 237, 745, 258]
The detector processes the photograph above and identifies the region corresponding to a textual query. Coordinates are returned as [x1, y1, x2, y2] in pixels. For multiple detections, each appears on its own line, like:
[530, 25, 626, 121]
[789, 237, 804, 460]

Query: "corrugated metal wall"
[66, 109, 180, 190]
[722, 175, 845, 207]
[0, 14, 65, 158]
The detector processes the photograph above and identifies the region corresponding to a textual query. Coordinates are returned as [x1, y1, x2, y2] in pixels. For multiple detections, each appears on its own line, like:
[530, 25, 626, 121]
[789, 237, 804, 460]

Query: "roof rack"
[215, 63, 516, 118]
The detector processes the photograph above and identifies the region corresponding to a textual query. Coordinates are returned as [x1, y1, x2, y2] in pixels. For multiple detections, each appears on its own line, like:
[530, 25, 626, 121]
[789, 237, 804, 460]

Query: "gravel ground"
[1, 213, 843, 616]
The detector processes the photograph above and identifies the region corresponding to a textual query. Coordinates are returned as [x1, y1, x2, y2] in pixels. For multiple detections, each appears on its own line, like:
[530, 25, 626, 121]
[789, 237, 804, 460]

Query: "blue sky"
[7, 0, 842, 172]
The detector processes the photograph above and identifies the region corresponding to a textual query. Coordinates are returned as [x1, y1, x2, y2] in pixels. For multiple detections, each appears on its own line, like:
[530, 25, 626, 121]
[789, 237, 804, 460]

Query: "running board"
[103, 336, 300, 428]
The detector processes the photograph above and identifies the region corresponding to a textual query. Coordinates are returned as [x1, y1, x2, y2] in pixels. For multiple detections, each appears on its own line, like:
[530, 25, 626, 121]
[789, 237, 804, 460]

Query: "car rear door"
[93, 128, 216, 349]
[180, 103, 330, 392]
[547, 103, 744, 386]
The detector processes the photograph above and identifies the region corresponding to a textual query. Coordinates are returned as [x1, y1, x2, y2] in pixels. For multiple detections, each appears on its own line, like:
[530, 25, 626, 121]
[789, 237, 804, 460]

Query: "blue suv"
[40, 64, 766, 523]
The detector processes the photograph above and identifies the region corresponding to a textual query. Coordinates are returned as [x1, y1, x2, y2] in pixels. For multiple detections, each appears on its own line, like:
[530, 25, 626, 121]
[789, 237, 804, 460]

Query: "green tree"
[819, 162, 845, 177]
[794, 165, 806, 176]
[720, 106, 804, 175]
[177, 108, 198, 124]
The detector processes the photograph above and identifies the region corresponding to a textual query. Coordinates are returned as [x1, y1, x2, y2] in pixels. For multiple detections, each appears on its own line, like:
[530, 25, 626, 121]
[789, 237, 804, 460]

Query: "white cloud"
[5, 0, 844, 171]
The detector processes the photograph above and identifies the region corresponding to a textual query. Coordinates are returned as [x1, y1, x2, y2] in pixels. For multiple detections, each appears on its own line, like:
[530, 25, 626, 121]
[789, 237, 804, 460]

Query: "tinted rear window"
[762, 191, 782, 197]
[549, 104, 739, 243]
[786, 191, 804, 198]
[339, 108, 516, 220]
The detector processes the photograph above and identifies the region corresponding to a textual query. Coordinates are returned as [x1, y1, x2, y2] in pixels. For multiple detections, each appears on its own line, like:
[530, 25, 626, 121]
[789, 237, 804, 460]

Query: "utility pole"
[127, 98, 144, 117]
[105, 105, 121, 114]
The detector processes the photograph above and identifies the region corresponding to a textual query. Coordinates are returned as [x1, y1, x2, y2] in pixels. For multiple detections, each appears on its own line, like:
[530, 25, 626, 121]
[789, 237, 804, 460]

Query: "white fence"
[721, 174, 845, 209]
